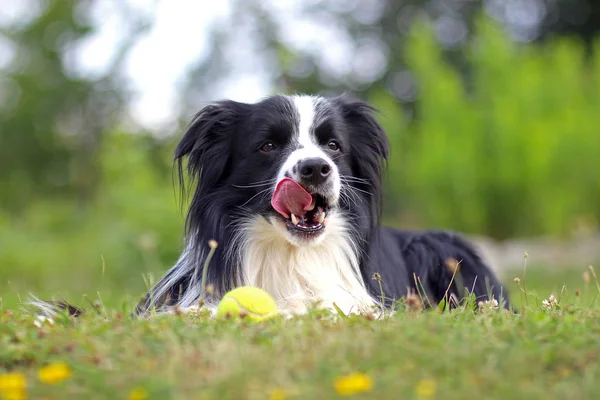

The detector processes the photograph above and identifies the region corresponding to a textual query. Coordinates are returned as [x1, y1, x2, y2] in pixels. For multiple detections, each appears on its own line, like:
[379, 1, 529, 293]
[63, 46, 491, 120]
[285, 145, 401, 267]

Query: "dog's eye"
[327, 140, 340, 151]
[261, 142, 275, 152]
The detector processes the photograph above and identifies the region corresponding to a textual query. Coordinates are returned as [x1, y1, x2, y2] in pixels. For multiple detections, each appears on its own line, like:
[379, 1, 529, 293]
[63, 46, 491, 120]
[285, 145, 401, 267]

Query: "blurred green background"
[1, 0, 600, 308]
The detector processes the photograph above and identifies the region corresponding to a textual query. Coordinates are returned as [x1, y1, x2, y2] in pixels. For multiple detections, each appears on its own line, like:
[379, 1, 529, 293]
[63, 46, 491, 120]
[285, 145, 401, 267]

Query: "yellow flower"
[2, 390, 27, 400]
[0, 373, 27, 400]
[0, 374, 26, 392]
[333, 372, 373, 396]
[269, 388, 288, 400]
[128, 387, 148, 400]
[38, 362, 72, 384]
[415, 378, 436, 398]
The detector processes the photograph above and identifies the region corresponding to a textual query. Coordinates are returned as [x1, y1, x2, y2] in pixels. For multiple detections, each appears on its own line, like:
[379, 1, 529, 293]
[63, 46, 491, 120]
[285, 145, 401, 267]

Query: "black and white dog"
[135, 94, 508, 316]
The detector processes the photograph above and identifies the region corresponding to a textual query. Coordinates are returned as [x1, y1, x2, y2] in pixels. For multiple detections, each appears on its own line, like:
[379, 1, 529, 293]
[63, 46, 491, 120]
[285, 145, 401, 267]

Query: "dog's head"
[176, 95, 389, 246]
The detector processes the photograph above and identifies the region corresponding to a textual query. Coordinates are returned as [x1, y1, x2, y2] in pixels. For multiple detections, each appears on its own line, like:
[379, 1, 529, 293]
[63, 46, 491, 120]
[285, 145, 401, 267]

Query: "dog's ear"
[335, 95, 390, 221]
[175, 101, 244, 192]
[336, 95, 389, 178]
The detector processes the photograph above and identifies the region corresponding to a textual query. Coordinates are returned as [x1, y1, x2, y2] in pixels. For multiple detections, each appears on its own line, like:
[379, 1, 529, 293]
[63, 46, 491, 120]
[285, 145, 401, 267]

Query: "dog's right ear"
[175, 101, 244, 191]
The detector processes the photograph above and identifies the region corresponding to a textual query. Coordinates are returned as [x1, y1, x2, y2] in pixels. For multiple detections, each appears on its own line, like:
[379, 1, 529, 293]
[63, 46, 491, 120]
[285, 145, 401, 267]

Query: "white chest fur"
[233, 215, 377, 315]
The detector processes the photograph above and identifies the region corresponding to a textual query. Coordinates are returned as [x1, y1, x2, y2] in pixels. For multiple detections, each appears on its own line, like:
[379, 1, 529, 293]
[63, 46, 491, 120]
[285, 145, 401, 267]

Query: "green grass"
[1, 266, 599, 400]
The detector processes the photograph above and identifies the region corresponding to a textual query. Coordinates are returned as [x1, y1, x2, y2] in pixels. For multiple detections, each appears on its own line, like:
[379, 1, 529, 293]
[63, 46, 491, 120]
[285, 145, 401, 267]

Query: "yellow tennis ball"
[216, 286, 278, 321]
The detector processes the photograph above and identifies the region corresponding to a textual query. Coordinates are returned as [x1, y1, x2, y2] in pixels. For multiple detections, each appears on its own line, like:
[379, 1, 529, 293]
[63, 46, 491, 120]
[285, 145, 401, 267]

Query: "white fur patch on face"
[271, 96, 341, 243]
[277, 96, 337, 181]
[294, 95, 317, 148]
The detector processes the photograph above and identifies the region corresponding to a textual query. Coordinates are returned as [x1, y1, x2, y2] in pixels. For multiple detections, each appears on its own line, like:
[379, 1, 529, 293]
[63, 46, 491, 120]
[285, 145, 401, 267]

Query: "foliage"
[0, 0, 149, 211]
[182, 0, 600, 111]
[376, 19, 600, 239]
[0, 132, 183, 307]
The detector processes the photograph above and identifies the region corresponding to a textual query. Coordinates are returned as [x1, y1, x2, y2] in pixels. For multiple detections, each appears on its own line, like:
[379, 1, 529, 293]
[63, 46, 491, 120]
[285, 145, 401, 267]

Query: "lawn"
[1, 266, 599, 400]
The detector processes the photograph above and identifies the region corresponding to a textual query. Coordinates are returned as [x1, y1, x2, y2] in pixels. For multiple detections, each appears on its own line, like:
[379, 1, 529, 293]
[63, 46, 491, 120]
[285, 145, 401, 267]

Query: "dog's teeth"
[318, 211, 326, 224]
[291, 214, 299, 226]
[307, 198, 316, 211]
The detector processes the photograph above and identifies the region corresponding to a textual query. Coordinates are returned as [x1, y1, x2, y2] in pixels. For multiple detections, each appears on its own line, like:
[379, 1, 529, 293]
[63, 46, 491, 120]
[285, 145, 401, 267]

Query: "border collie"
[133, 94, 508, 316]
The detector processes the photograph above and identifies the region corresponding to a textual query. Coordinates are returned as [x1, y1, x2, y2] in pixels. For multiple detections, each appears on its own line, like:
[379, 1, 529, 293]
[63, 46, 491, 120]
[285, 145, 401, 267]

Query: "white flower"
[542, 294, 558, 309]
[477, 298, 499, 310]
[34, 315, 54, 328]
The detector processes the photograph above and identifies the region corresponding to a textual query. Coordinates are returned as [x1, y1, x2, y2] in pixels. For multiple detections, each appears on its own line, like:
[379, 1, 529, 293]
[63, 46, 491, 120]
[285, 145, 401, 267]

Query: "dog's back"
[363, 227, 509, 309]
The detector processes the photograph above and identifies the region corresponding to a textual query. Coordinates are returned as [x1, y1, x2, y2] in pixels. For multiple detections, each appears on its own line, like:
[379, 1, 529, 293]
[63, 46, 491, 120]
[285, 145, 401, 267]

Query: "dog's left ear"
[175, 101, 245, 192]
[335, 95, 389, 182]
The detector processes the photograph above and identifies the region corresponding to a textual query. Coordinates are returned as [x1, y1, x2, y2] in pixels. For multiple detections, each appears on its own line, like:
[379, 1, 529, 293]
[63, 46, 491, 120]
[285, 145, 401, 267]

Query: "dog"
[132, 94, 509, 317]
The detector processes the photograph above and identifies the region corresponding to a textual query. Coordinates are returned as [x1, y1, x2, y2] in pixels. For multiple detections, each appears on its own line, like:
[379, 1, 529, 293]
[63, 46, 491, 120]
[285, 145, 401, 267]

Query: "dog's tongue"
[271, 178, 313, 218]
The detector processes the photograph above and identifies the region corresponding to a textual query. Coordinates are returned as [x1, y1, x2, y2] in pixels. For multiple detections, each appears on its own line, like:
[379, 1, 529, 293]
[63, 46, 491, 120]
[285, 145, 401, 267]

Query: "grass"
[1, 266, 600, 400]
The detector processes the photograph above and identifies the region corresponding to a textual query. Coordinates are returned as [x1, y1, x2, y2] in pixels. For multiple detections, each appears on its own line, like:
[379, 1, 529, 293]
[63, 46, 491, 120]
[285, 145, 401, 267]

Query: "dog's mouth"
[284, 194, 330, 233]
[271, 178, 331, 235]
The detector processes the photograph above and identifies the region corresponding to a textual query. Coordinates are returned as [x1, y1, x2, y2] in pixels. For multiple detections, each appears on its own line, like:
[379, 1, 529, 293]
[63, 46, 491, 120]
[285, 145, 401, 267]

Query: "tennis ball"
[216, 286, 278, 321]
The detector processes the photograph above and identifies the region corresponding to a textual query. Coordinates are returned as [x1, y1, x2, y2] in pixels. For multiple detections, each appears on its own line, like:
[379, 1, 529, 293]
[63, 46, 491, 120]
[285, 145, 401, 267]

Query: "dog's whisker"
[340, 176, 373, 185]
[339, 174, 370, 181]
[340, 179, 371, 186]
[240, 188, 272, 207]
[343, 185, 373, 197]
[232, 183, 273, 189]
[340, 182, 373, 191]
[342, 185, 364, 201]
[232, 179, 277, 189]
[340, 189, 360, 210]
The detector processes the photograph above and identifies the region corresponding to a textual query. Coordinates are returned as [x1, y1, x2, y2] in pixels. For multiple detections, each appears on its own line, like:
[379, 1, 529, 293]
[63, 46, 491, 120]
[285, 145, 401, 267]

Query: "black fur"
[364, 228, 507, 308]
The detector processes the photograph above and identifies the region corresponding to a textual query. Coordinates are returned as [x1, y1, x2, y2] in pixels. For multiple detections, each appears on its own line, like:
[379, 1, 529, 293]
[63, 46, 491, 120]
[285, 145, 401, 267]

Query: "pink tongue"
[271, 178, 313, 218]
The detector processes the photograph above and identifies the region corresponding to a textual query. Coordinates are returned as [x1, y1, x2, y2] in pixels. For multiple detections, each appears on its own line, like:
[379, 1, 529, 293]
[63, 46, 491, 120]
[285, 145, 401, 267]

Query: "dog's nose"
[298, 157, 331, 185]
